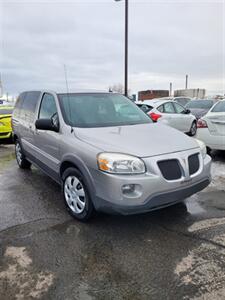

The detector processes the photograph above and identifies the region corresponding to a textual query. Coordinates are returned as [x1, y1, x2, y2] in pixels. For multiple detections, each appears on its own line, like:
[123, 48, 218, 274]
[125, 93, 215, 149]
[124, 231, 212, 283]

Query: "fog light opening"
[122, 184, 135, 195]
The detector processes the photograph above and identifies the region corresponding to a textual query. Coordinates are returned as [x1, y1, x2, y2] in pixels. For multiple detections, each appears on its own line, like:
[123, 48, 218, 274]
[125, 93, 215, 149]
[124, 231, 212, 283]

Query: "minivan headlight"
[97, 153, 146, 174]
[195, 139, 207, 159]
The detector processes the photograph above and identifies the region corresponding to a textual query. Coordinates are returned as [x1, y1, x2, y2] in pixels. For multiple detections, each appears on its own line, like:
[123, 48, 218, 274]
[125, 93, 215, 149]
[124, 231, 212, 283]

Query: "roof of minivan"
[57, 90, 119, 95]
[19, 90, 117, 95]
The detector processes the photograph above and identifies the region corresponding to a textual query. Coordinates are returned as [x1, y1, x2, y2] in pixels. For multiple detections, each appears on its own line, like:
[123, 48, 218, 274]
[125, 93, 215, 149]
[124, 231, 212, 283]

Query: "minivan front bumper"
[94, 178, 210, 215]
[90, 150, 211, 215]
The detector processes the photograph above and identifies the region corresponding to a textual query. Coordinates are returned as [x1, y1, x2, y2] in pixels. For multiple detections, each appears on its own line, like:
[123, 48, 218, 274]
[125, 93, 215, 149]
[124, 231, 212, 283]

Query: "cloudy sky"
[0, 0, 224, 98]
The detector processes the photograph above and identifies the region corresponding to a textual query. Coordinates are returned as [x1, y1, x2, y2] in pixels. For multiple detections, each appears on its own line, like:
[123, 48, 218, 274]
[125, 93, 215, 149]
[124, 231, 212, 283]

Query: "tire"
[15, 140, 31, 169]
[62, 167, 95, 221]
[206, 147, 212, 156]
[188, 121, 197, 136]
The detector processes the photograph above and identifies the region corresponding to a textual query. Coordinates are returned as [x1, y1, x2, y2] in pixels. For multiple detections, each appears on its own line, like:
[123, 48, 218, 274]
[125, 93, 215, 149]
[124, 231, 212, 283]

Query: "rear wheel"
[15, 140, 31, 169]
[62, 167, 94, 221]
[188, 121, 197, 136]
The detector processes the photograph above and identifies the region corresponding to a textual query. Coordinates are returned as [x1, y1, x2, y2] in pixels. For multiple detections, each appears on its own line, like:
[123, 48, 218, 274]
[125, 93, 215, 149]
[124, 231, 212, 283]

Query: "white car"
[156, 96, 191, 107]
[136, 99, 197, 136]
[196, 100, 225, 151]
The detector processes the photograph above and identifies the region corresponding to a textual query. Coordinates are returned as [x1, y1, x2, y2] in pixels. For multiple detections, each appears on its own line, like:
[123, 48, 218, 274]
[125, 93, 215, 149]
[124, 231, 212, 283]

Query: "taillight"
[149, 112, 162, 122]
[197, 119, 208, 128]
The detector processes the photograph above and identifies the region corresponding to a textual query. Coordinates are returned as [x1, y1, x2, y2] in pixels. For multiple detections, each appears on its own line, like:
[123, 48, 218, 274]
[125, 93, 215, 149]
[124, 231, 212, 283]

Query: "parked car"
[12, 91, 211, 221]
[185, 99, 216, 120]
[196, 100, 225, 151]
[147, 97, 191, 106]
[136, 99, 197, 136]
[173, 97, 192, 106]
[0, 106, 14, 140]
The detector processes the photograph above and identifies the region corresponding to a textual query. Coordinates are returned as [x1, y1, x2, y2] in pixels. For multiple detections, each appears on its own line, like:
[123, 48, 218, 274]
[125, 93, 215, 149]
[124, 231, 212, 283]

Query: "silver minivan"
[12, 91, 211, 221]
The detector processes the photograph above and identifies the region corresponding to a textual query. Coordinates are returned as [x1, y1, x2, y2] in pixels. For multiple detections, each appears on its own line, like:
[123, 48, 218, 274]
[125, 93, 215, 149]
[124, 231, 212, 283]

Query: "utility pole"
[115, 0, 129, 97]
[124, 0, 128, 97]
[169, 82, 173, 96]
[185, 74, 188, 90]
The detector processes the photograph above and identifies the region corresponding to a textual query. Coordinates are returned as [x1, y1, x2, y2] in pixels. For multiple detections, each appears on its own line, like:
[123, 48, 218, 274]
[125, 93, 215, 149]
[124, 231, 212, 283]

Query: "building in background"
[174, 89, 206, 99]
[138, 90, 169, 101]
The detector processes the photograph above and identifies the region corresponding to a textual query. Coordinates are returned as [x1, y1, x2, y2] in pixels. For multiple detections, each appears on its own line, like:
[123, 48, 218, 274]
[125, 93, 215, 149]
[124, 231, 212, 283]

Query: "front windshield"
[58, 93, 152, 128]
[186, 100, 213, 109]
[211, 101, 225, 113]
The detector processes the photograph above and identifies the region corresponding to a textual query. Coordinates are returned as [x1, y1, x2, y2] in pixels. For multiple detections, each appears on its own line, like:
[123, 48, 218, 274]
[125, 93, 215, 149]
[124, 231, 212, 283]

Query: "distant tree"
[108, 83, 131, 96]
[108, 83, 124, 94]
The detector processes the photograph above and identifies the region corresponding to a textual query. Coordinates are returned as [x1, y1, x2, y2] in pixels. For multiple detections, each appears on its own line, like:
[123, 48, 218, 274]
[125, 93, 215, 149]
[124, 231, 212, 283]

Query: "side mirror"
[35, 118, 59, 132]
[184, 109, 191, 114]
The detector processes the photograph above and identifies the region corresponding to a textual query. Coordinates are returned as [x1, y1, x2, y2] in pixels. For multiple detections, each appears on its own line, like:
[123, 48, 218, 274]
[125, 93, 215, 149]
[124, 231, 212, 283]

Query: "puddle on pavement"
[0, 152, 15, 171]
[0, 246, 54, 299]
[185, 197, 206, 215]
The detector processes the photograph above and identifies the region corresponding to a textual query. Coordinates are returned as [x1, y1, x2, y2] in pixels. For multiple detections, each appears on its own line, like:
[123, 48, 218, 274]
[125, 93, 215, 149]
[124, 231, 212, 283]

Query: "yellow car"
[0, 106, 14, 140]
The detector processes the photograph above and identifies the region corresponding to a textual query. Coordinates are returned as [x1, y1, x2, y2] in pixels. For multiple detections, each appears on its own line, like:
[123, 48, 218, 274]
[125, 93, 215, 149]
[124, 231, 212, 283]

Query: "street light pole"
[124, 0, 128, 97]
[115, 0, 129, 97]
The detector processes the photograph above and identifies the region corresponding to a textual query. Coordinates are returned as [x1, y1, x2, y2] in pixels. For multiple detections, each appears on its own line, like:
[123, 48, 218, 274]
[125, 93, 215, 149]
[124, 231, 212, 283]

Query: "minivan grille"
[188, 153, 199, 175]
[158, 159, 182, 180]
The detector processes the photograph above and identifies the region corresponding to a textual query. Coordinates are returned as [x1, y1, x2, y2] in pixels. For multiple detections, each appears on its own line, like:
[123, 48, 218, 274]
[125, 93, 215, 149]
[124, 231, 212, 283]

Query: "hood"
[189, 108, 208, 119]
[74, 123, 198, 157]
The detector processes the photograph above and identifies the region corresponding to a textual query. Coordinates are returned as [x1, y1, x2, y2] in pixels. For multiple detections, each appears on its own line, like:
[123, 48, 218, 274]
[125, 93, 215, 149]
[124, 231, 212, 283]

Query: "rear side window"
[158, 105, 164, 113]
[13, 92, 27, 118]
[21, 91, 41, 123]
[158, 102, 175, 113]
[164, 102, 176, 113]
[23, 91, 41, 113]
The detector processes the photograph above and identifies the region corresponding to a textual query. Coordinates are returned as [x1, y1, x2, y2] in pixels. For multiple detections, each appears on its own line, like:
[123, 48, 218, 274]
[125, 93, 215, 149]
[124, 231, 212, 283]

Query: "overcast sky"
[0, 0, 224, 97]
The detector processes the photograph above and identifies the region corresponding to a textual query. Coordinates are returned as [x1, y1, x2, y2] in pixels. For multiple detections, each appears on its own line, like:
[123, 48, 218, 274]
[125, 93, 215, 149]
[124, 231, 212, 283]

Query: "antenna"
[63, 64, 73, 133]
[64, 64, 69, 94]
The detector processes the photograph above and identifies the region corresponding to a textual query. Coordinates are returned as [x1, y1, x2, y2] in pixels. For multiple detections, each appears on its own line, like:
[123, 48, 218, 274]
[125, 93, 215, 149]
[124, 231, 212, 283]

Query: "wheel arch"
[13, 133, 18, 142]
[60, 155, 96, 203]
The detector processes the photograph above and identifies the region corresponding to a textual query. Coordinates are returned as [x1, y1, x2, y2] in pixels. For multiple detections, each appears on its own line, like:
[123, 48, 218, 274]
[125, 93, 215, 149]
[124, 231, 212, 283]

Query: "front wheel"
[206, 147, 212, 156]
[188, 121, 197, 136]
[15, 140, 31, 169]
[62, 167, 95, 221]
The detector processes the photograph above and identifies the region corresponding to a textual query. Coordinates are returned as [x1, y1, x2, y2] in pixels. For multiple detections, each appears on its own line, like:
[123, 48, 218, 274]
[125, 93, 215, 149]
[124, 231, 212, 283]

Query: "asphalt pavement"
[0, 143, 225, 300]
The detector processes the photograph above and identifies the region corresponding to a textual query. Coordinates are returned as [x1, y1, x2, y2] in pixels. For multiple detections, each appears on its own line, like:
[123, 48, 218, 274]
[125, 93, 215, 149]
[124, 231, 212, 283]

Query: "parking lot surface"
[0, 143, 225, 300]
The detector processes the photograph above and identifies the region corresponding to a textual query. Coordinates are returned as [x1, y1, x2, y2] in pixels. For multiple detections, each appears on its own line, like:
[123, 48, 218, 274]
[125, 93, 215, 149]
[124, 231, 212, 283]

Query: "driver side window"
[173, 102, 185, 114]
[39, 93, 57, 119]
